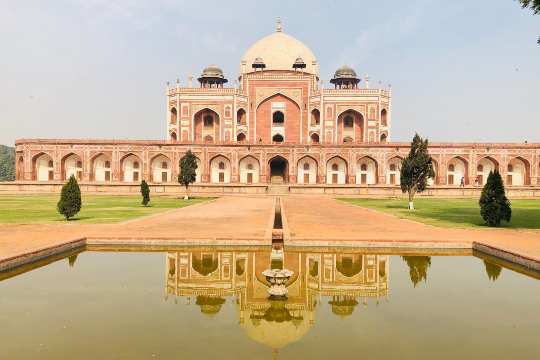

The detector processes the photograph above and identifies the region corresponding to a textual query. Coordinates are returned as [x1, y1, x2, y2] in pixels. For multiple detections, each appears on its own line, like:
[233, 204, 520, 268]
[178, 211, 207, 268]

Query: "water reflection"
[483, 260, 503, 281]
[165, 248, 389, 350]
[401, 256, 431, 287]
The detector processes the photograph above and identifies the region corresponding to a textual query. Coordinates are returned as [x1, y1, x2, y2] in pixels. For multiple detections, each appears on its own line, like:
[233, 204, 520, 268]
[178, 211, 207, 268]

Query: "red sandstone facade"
[13, 23, 540, 190]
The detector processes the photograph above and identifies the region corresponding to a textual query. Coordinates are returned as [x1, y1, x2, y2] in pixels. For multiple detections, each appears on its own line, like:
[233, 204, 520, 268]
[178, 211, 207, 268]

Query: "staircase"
[267, 184, 289, 195]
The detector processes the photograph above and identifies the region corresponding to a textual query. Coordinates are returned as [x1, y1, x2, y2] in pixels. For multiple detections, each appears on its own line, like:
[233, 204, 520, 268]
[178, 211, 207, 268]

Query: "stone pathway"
[282, 196, 540, 264]
[0, 196, 274, 266]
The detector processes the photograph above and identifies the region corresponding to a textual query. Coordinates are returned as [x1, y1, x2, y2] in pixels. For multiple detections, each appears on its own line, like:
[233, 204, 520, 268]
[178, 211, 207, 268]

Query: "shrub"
[57, 175, 82, 220]
[140, 180, 150, 206]
[479, 170, 511, 227]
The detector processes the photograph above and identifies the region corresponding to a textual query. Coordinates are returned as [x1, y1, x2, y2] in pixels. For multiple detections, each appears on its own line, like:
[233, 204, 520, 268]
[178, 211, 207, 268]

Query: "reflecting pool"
[1, 246, 539, 359]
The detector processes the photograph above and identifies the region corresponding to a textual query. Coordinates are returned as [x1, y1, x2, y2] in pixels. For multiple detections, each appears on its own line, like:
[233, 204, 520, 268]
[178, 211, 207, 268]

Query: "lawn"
[0, 194, 212, 224]
[338, 198, 540, 229]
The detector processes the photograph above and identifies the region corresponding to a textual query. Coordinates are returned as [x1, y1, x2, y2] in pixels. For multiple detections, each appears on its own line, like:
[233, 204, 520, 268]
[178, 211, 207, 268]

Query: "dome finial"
[276, 17, 282, 32]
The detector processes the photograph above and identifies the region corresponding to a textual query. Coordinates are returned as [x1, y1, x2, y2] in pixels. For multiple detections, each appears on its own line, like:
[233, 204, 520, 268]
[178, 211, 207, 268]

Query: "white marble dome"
[241, 26, 318, 74]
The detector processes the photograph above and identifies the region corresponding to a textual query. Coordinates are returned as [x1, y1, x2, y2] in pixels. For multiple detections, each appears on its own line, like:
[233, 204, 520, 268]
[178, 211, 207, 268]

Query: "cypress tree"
[400, 133, 435, 210]
[178, 150, 198, 200]
[479, 170, 511, 227]
[140, 180, 150, 206]
[57, 175, 82, 220]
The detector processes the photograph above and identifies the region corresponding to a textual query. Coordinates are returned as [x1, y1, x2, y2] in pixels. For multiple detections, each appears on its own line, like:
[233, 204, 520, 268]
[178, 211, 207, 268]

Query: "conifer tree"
[178, 150, 198, 200]
[57, 175, 82, 220]
[400, 133, 435, 210]
[140, 180, 150, 206]
[479, 170, 511, 227]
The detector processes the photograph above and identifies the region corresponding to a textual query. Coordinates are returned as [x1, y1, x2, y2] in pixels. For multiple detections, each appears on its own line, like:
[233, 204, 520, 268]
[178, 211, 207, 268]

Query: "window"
[361, 164, 367, 171]
[272, 111, 284, 124]
[237, 133, 246, 142]
[219, 162, 225, 170]
[204, 115, 213, 127]
[133, 161, 139, 169]
[311, 133, 320, 143]
[76, 161, 82, 168]
[448, 164, 455, 172]
[170, 107, 177, 124]
[247, 163, 253, 170]
[390, 164, 396, 171]
[162, 162, 168, 169]
[105, 161, 111, 168]
[48, 160, 53, 168]
[344, 115, 353, 128]
[303, 163, 310, 171]
[507, 164, 513, 172]
[477, 164, 483, 172]
[204, 135, 213, 143]
[332, 164, 338, 171]
[272, 134, 284, 143]
[381, 109, 388, 126]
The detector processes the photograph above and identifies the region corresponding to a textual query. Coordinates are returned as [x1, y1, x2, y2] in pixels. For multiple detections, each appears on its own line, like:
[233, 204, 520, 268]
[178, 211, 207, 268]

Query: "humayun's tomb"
[10, 20, 540, 196]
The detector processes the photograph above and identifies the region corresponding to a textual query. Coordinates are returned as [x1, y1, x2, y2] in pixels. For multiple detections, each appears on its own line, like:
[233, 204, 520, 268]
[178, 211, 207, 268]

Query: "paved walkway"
[0, 196, 274, 264]
[282, 196, 540, 262]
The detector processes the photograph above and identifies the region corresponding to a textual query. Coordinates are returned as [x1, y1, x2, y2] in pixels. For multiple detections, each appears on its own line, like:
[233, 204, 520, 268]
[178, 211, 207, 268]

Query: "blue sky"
[1, 0, 539, 145]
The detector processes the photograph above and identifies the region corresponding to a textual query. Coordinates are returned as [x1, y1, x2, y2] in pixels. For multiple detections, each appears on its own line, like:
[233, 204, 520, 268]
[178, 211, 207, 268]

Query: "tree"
[402, 256, 431, 287]
[0, 145, 15, 181]
[140, 180, 150, 206]
[400, 133, 435, 210]
[178, 150, 198, 200]
[57, 175, 82, 220]
[518, 0, 540, 44]
[479, 170, 512, 227]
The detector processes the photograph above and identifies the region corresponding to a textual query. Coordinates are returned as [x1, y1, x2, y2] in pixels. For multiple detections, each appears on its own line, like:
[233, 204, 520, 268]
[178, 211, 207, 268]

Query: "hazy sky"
[1, 0, 539, 146]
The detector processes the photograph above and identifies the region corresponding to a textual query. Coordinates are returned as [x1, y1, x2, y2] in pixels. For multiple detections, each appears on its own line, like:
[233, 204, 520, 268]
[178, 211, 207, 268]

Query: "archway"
[337, 110, 364, 143]
[311, 109, 320, 126]
[61, 153, 83, 181]
[121, 154, 142, 182]
[237, 132, 246, 143]
[33, 153, 54, 181]
[272, 134, 284, 143]
[193, 108, 220, 143]
[239, 156, 260, 184]
[237, 108, 246, 126]
[476, 157, 498, 186]
[356, 157, 377, 185]
[91, 154, 112, 182]
[326, 157, 347, 184]
[507, 157, 530, 186]
[151, 155, 172, 183]
[381, 109, 388, 126]
[310, 133, 320, 144]
[386, 157, 402, 185]
[297, 156, 318, 184]
[447, 157, 468, 185]
[210, 155, 231, 183]
[269, 156, 288, 184]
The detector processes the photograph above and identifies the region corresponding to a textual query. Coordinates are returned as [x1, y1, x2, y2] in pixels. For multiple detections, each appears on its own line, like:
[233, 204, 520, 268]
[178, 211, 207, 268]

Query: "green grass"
[338, 198, 540, 229]
[0, 194, 212, 224]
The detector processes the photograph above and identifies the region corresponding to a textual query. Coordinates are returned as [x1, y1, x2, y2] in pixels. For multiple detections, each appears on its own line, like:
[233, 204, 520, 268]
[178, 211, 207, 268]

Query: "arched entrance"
[269, 156, 288, 184]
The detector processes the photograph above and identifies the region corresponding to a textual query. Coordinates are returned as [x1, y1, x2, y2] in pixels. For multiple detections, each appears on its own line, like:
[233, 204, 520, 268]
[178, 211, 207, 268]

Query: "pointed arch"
[475, 156, 499, 186]
[326, 156, 348, 184]
[297, 155, 318, 184]
[268, 155, 289, 184]
[32, 152, 54, 181]
[193, 108, 220, 143]
[255, 92, 301, 110]
[239, 155, 260, 184]
[337, 109, 365, 143]
[209, 154, 231, 183]
[356, 156, 378, 185]
[150, 154, 172, 183]
[91, 152, 112, 182]
[386, 156, 403, 185]
[120, 153, 142, 182]
[447, 156, 469, 186]
[507, 156, 531, 186]
[61, 152, 83, 181]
